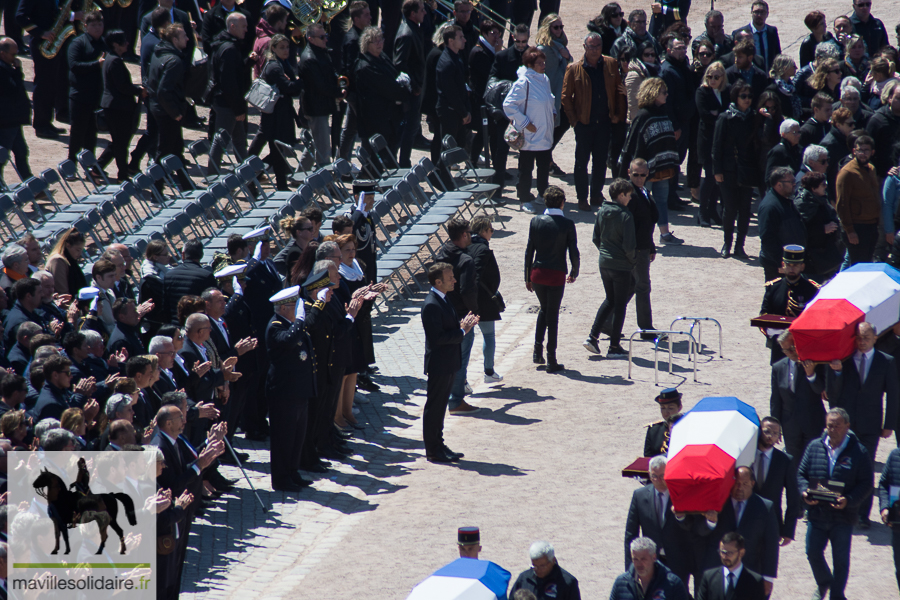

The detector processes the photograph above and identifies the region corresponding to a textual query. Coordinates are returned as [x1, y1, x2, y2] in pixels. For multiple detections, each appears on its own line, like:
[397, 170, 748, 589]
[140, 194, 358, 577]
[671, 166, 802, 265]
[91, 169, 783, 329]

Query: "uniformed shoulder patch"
[313, 300, 326, 310]
[809, 279, 821, 289]
[764, 277, 783, 287]
[645, 420, 663, 428]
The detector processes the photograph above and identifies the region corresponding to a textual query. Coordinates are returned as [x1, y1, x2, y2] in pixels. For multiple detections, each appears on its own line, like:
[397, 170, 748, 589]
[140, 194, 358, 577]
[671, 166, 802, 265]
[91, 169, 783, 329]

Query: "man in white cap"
[266, 285, 317, 492]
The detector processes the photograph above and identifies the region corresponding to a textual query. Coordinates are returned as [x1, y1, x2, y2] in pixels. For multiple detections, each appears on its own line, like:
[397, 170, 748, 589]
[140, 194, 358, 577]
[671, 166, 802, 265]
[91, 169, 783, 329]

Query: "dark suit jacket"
[178, 338, 224, 403]
[435, 47, 470, 120]
[770, 358, 827, 442]
[150, 430, 200, 496]
[421, 290, 462, 376]
[756, 447, 801, 539]
[696, 565, 766, 600]
[467, 39, 495, 104]
[162, 261, 217, 324]
[732, 24, 781, 70]
[706, 494, 780, 579]
[624, 485, 694, 580]
[106, 322, 145, 358]
[265, 313, 316, 400]
[101, 54, 142, 112]
[393, 16, 426, 94]
[725, 64, 768, 102]
[826, 350, 900, 435]
[207, 318, 235, 362]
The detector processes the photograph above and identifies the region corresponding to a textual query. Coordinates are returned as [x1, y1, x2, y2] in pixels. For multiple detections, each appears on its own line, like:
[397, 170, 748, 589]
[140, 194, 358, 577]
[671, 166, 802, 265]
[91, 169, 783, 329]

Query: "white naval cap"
[78, 286, 100, 301]
[242, 225, 272, 243]
[214, 263, 248, 280]
[269, 285, 301, 306]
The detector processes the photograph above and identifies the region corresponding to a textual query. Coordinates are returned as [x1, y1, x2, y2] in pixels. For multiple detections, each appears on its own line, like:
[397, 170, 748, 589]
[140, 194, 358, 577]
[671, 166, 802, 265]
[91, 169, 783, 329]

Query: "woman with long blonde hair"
[535, 13, 572, 176]
[46, 228, 87, 296]
[808, 57, 843, 102]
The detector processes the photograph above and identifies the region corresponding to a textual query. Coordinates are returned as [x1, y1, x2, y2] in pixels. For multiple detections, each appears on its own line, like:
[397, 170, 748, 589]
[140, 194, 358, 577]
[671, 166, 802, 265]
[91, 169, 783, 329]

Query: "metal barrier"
[627, 330, 698, 384]
[669, 316, 723, 358]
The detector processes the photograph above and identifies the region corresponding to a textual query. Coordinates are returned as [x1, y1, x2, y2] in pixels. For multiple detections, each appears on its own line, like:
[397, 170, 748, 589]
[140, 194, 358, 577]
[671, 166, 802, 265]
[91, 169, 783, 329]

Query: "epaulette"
[645, 420, 664, 428]
[305, 299, 326, 310]
[764, 277, 783, 287]
[809, 279, 821, 289]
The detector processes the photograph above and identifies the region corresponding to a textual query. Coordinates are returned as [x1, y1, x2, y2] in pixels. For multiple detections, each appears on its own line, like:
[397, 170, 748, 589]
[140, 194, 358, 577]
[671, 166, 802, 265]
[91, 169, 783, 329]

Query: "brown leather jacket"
[561, 56, 627, 126]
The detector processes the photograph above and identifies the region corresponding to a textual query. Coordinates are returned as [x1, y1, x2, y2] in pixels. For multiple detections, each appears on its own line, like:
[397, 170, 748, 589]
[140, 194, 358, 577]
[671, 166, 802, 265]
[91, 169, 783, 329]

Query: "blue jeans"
[448, 327, 475, 408]
[806, 520, 853, 600]
[478, 320, 496, 373]
[647, 178, 670, 227]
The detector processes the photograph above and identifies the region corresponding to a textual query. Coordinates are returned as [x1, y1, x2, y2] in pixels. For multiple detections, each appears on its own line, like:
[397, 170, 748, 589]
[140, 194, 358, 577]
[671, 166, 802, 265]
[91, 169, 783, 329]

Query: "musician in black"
[18, 0, 83, 138]
[67, 10, 106, 163]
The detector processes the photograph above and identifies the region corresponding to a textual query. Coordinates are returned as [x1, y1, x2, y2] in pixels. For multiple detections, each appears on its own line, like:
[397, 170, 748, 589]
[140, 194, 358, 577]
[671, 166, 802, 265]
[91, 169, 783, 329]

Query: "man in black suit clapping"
[697, 532, 766, 600]
[421, 262, 478, 463]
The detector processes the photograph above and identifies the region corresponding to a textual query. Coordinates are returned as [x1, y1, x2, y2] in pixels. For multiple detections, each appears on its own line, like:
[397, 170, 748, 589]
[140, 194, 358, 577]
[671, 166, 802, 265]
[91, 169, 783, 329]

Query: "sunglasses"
[738, 93, 752, 99]
[708, 73, 722, 79]
[551, 24, 564, 30]
[699, 52, 713, 57]
[631, 173, 649, 178]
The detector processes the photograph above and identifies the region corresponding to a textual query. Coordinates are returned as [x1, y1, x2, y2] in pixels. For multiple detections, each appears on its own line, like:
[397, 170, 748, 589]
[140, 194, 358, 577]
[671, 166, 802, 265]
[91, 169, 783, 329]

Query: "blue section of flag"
[433, 558, 512, 599]
[687, 397, 760, 426]
[846, 262, 900, 285]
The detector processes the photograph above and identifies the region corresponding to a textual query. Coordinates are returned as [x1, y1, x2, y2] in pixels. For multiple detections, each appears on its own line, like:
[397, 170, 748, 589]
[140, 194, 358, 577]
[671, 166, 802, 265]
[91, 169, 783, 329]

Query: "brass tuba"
[320, 0, 348, 24]
[290, 0, 323, 34]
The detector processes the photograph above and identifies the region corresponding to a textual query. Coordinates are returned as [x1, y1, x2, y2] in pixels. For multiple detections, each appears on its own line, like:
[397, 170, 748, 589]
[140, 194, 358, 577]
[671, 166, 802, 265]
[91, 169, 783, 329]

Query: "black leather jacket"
[524, 213, 580, 282]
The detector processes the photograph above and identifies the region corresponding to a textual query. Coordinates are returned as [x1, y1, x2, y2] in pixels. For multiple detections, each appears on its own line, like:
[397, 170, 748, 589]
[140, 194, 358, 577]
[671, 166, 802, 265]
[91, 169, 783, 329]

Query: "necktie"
[735, 500, 744, 525]
[757, 452, 766, 489]
[727, 572, 736, 597]
[756, 30, 765, 65]
[789, 361, 796, 392]
[859, 352, 867, 383]
[656, 492, 664, 526]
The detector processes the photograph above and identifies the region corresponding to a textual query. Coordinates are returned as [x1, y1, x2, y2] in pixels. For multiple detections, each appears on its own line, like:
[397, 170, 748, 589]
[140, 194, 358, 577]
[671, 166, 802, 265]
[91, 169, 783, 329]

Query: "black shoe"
[546, 362, 564, 373]
[583, 337, 601, 355]
[356, 374, 380, 392]
[413, 135, 432, 151]
[335, 427, 353, 440]
[589, 195, 605, 206]
[442, 445, 464, 460]
[607, 345, 628, 357]
[733, 247, 749, 260]
[720, 244, 731, 259]
[533, 344, 545, 364]
[550, 162, 566, 177]
[208, 473, 237, 490]
[320, 446, 351, 460]
[858, 516, 871, 529]
[640, 332, 664, 341]
[697, 215, 711, 227]
[426, 450, 456, 463]
[273, 480, 303, 492]
[219, 452, 247, 466]
[35, 128, 59, 139]
[291, 472, 314, 487]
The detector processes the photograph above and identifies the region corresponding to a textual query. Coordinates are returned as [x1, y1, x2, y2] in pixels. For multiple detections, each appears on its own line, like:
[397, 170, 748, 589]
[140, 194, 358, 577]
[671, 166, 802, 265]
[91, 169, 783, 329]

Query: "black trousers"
[550, 109, 569, 151]
[532, 282, 564, 355]
[573, 120, 610, 203]
[537, 0, 560, 28]
[300, 372, 327, 466]
[437, 112, 465, 186]
[244, 346, 271, 435]
[719, 179, 752, 249]
[844, 222, 878, 265]
[131, 101, 157, 169]
[517, 148, 551, 202]
[857, 432, 879, 521]
[1, 0, 22, 49]
[97, 106, 135, 180]
[268, 394, 308, 484]
[154, 112, 192, 189]
[590, 267, 632, 345]
[68, 99, 99, 162]
[608, 120, 627, 172]
[698, 156, 720, 222]
[248, 132, 290, 190]
[224, 372, 256, 443]
[489, 117, 510, 184]
[380, 0, 402, 50]
[761, 260, 781, 282]
[686, 114, 701, 189]
[423, 370, 455, 455]
[30, 38, 69, 130]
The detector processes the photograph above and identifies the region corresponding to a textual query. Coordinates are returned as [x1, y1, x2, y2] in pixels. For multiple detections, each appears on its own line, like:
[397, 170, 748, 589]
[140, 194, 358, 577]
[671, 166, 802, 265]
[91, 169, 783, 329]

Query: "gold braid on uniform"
[661, 426, 671, 455]
[786, 289, 803, 317]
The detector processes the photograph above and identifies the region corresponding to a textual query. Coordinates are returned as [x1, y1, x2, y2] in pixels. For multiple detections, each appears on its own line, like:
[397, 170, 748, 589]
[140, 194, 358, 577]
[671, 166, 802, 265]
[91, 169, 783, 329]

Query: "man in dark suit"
[30, 355, 89, 422]
[754, 417, 801, 545]
[393, 0, 427, 168]
[770, 331, 827, 472]
[435, 25, 471, 178]
[724, 40, 768, 104]
[179, 313, 239, 407]
[696, 532, 766, 600]
[106, 298, 145, 358]
[825, 321, 900, 526]
[466, 20, 502, 169]
[731, 0, 780, 71]
[705, 467, 780, 596]
[421, 262, 478, 463]
[162, 240, 217, 324]
[491, 24, 529, 82]
[624, 455, 696, 590]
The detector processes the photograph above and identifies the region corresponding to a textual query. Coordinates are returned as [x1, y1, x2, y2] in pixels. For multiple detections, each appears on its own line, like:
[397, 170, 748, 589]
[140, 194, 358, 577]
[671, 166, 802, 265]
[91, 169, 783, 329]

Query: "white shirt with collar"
[161, 430, 201, 476]
[544, 208, 564, 216]
[756, 446, 773, 484]
[212, 317, 229, 346]
[723, 563, 744, 593]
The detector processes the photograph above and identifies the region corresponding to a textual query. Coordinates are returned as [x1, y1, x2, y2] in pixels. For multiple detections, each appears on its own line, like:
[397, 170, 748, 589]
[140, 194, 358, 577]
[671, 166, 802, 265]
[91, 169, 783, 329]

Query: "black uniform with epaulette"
[643, 388, 682, 457]
[265, 288, 317, 491]
[242, 253, 282, 439]
[759, 245, 820, 364]
[222, 290, 257, 443]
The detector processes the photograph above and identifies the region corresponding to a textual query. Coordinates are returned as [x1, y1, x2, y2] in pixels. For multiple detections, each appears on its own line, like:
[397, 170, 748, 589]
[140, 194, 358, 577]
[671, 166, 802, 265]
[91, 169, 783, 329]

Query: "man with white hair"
[796, 144, 830, 185]
[764, 119, 802, 183]
[510, 540, 581, 599]
[624, 456, 696, 590]
[0, 245, 30, 295]
[610, 537, 688, 599]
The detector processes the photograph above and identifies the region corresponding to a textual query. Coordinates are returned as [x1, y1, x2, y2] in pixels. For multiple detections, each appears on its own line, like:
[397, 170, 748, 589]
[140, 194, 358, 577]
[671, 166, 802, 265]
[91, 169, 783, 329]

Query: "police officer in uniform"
[458, 526, 482, 558]
[649, 0, 691, 38]
[242, 226, 283, 441]
[266, 285, 317, 492]
[760, 245, 820, 364]
[644, 388, 682, 457]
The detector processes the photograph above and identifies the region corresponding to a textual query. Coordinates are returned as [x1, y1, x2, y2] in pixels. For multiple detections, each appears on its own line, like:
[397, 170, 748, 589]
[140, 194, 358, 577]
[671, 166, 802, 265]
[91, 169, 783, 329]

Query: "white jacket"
[503, 66, 556, 152]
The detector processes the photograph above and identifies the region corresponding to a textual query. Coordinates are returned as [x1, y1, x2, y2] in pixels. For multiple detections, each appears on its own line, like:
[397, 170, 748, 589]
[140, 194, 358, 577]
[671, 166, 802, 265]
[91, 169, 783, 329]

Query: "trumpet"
[430, 0, 513, 38]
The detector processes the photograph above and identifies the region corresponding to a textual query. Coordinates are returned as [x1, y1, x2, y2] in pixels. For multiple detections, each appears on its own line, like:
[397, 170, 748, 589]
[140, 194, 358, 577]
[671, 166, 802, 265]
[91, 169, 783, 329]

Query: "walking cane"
[224, 437, 268, 513]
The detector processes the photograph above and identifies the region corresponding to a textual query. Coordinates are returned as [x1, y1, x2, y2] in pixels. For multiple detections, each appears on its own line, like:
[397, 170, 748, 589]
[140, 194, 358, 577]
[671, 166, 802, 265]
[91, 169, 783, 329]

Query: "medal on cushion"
[299, 349, 308, 361]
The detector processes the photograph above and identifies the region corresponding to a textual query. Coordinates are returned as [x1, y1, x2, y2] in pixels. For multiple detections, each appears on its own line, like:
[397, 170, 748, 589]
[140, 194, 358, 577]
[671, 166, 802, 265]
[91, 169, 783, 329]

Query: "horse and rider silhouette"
[32, 458, 137, 555]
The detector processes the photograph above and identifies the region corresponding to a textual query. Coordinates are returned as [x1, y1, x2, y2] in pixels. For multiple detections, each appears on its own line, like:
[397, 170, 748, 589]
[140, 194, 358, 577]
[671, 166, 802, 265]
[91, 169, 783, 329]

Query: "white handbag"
[245, 78, 281, 114]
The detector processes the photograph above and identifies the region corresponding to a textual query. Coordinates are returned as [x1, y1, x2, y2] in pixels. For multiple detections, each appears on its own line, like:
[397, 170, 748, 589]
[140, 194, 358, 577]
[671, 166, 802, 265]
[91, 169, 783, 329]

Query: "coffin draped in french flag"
[406, 558, 511, 600]
[665, 397, 760, 512]
[789, 263, 900, 362]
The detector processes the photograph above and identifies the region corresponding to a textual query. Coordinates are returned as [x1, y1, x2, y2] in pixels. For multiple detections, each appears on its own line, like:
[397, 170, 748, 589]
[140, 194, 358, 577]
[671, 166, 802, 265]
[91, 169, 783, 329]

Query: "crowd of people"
[0, 0, 899, 597]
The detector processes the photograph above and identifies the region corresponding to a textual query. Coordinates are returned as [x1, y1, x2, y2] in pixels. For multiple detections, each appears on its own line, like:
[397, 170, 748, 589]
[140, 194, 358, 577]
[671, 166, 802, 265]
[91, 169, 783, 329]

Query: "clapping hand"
[234, 336, 257, 355]
[192, 361, 212, 377]
[460, 312, 479, 333]
[136, 300, 154, 319]
[74, 377, 96, 397]
[346, 296, 363, 318]
[196, 402, 220, 420]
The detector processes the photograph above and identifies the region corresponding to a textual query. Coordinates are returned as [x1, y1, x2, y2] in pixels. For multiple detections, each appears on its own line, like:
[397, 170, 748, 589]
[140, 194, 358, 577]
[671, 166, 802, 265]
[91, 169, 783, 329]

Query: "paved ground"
[4, 0, 899, 597]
